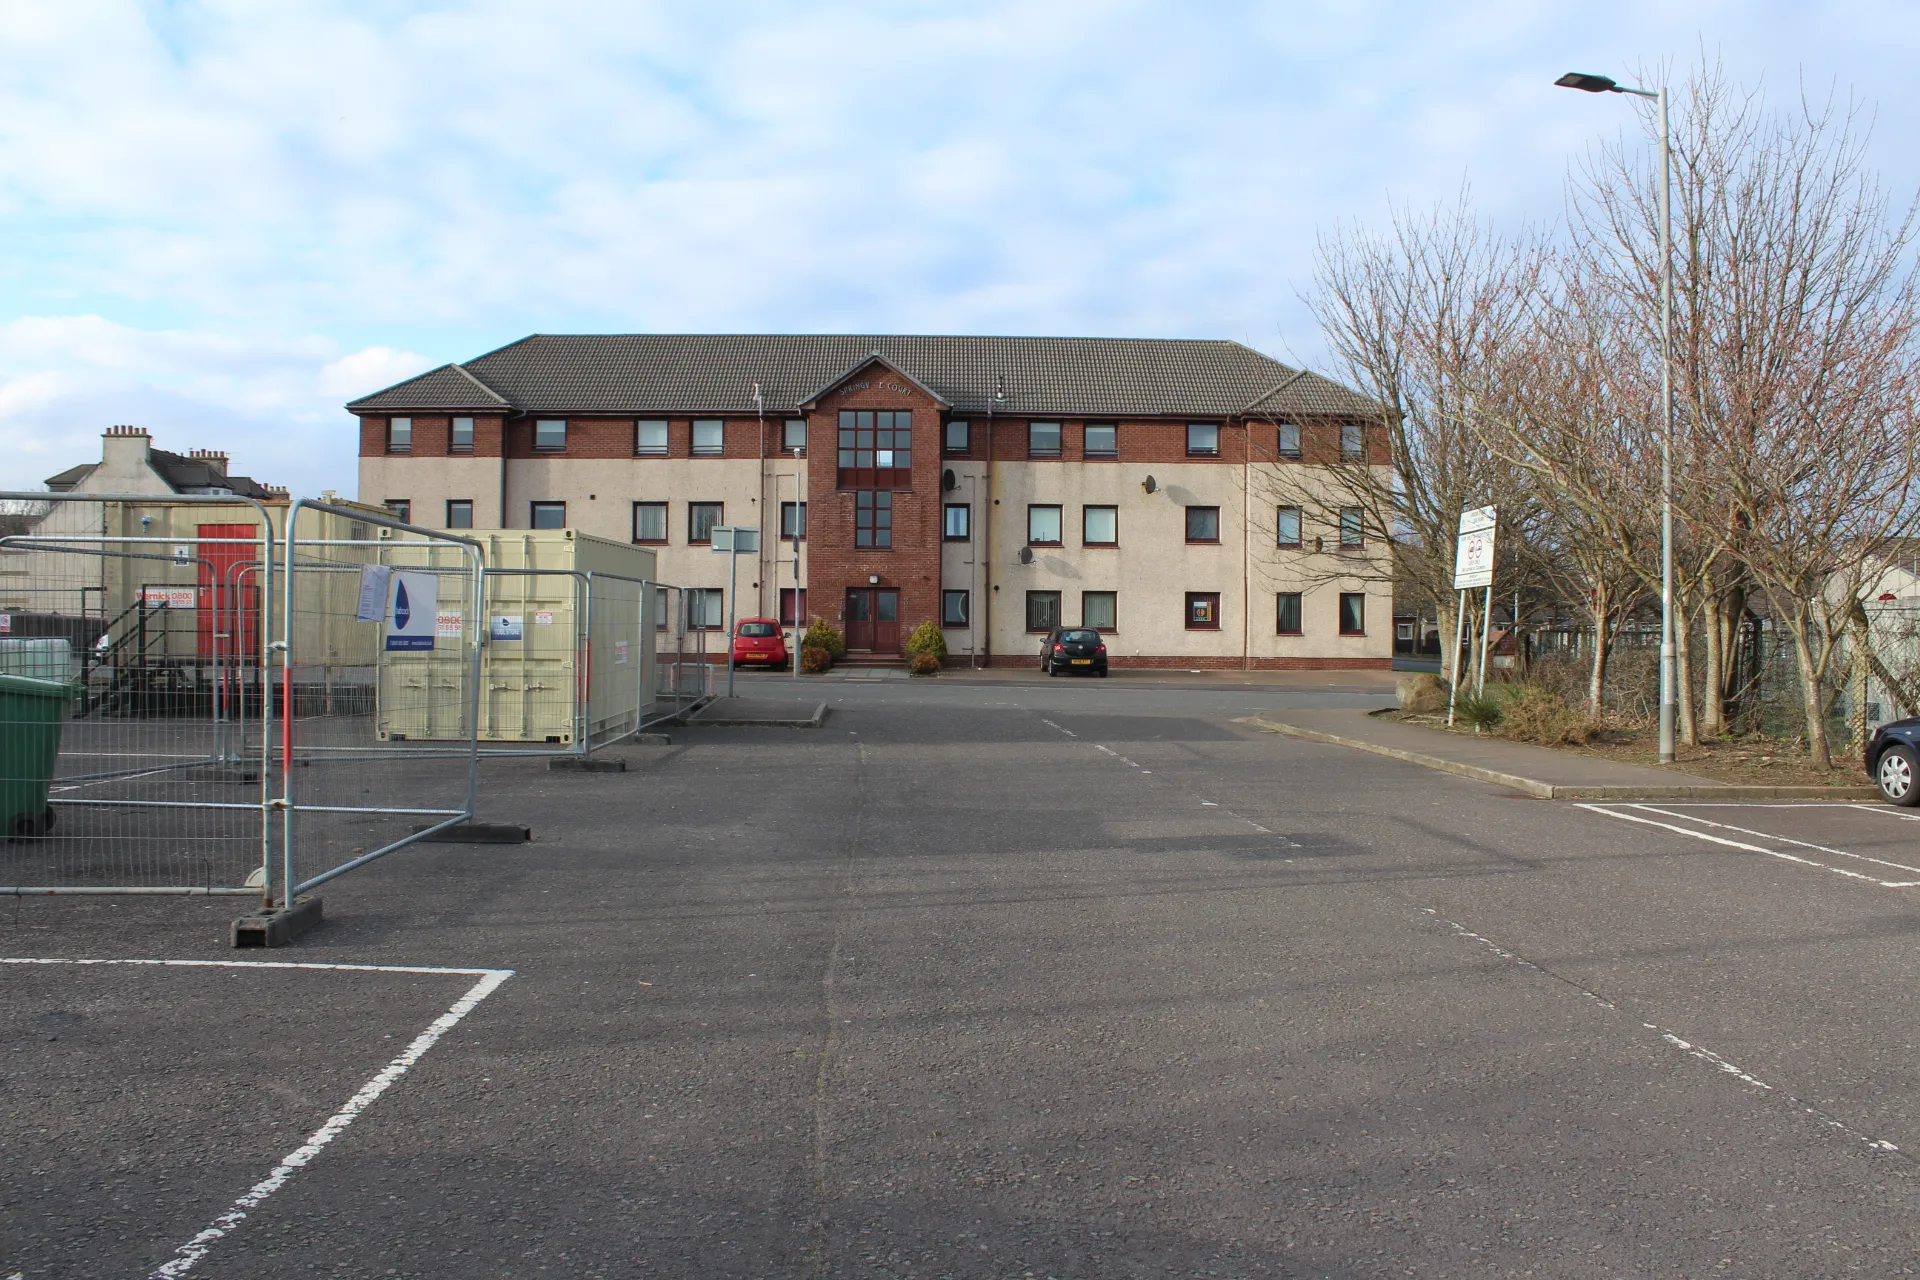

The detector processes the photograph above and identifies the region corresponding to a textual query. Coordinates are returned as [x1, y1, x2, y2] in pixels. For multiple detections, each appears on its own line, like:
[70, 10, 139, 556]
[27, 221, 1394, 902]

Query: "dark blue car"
[1866, 717, 1920, 805]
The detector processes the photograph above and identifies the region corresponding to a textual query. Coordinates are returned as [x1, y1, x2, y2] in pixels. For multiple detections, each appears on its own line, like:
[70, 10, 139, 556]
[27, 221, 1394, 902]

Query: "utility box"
[376, 530, 656, 746]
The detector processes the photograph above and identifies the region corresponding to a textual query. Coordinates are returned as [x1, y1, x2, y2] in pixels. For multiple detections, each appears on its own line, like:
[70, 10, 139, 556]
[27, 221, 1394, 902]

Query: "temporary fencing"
[0, 492, 277, 899]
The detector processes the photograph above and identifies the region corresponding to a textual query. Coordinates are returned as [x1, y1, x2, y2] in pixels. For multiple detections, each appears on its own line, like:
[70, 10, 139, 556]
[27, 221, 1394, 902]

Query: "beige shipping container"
[376, 530, 657, 746]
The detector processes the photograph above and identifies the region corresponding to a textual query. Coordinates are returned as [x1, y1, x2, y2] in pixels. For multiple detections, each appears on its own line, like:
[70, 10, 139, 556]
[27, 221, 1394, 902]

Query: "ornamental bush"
[800, 646, 833, 674]
[908, 652, 941, 676]
[903, 620, 947, 660]
[802, 617, 845, 659]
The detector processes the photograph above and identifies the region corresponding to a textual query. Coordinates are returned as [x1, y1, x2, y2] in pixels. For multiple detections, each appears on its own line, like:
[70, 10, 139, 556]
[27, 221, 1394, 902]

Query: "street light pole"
[1557, 71, 1677, 764]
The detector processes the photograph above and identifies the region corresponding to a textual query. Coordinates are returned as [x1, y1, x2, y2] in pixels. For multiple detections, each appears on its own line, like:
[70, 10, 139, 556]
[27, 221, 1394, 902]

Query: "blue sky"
[3, 0, 1916, 495]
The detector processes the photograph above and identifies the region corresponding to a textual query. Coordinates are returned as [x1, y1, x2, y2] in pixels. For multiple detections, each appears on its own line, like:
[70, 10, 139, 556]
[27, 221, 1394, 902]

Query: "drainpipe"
[1242, 416, 1252, 672]
[498, 414, 512, 528]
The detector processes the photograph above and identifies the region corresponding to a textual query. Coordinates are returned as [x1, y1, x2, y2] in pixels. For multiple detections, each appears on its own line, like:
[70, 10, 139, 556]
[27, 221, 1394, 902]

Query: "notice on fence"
[614, 640, 629, 665]
[436, 610, 464, 638]
[490, 615, 524, 642]
[534, 610, 555, 626]
[142, 587, 198, 610]
[384, 571, 440, 652]
[356, 564, 392, 623]
[1453, 506, 1497, 591]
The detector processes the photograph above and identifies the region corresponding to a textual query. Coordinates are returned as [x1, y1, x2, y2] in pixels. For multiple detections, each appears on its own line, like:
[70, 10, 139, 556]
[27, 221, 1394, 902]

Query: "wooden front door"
[844, 589, 901, 651]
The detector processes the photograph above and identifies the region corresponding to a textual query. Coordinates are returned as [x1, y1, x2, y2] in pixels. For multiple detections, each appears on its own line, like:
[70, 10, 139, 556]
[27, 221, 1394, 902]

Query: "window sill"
[691, 451, 725, 458]
[633, 539, 668, 546]
[1186, 539, 1221, 546]
[1186, 452, 1219, 459]
[1339, 631, 1367, 638]
[1028, 541, 1063, 549]
[1082, 454, 1119, 462]
[386, 449, 412, 455]
[1026, 453, 1062, 461]
[1276, 630, 1303, 637]
[635, 450, 669, 458]
[1185, 625, 1221, 632]
[943, 536, 970, 543]
[1083, 541, 1117, 549]
[450, 447, 474, 455]
[1277, 542, 1303, 550]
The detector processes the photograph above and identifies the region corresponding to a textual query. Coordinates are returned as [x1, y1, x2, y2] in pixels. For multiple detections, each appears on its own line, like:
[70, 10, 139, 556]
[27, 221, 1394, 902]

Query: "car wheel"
[1096, 667, 1108, 678]
[1047, 661, 1059, 676]
[1879, 744, 1920, 806]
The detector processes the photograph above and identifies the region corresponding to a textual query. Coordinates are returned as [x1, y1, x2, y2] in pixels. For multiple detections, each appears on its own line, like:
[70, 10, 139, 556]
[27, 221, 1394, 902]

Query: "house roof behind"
[345, 334, 1380, 419]
[44, 448, 278, 499]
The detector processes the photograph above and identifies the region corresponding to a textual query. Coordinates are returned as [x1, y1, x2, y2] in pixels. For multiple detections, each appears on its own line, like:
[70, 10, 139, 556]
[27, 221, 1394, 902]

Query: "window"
[692, 419, 725, 456]
[1276, 506, 1302, 548]
[635, 420, 668, 455]
[387, 418, 412, 452]
[688, 502, 722, 544]
[654, 586, 669, 630]
[780, 501, 807, 540]
[838, 410, 912, 487]
[944, 420, 971, 456]
[1027, 504, 1063, 545]
[633, 502, 668, 543]
[1083, 590, 1117, 631]
[534, 419, 566, 451]
[1339, 592, 1366, 635]
[530, 501, 565, 529]
[1339, 506, 1364, 548]
[1084, 423, 1117, 457]
[1341, 422, 1366, 461]
[1277, 422, 1301, 458]
[1083, 505, 1118, 545]
[385, 499, 411, 522]
[445, 499, 473, 529]
[451, 417, 474, 452]
[779, 587, 809, 626]
[783, 419, 807, 453]
[942, 589, 970, 626]
[1186, 592, 1221, 630]
[1028, 421, 1062, 458]
[944, 503, 970, 540]
[1277, 592, 1303, 634]
[1026, 591, 1062, 632]
[1186, 506, 1220, 543]
[1187, 422, 1219, 456]
[686, 588, 724, 630]
[855, 491, 892, 547]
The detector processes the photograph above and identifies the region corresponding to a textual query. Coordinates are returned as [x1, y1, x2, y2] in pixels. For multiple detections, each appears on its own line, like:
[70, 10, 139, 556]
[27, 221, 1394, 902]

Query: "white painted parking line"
[3, 957, 514, 1278]
[1576, 805, 1920, 888]
[1628, 804, 1920, 878]
[1422, 909, 1902, 1156]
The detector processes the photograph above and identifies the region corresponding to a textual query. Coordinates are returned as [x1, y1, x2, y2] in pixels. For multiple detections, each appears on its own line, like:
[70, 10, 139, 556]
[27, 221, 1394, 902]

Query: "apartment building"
[349, 333, 1391, 668]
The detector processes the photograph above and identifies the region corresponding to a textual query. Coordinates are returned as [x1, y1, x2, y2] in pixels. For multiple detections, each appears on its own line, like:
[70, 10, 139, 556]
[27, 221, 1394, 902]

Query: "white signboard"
[1453, 506, 1497, 590]
[435, 610, 465, 638]
[490, 615, 525, 642]
[355, 564, 392, 622]
[710, 526, 760, 554]
[384, 571, 440, 652]
[142, 587, 199, 610]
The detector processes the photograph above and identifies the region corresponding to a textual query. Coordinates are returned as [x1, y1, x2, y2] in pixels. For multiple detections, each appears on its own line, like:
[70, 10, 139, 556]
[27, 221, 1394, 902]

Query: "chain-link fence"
[0, 493, 277, 898]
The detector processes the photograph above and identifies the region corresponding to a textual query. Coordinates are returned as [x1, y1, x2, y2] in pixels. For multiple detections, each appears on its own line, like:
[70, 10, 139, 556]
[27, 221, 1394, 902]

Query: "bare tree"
[1572, 60, 1920, 767]
[1275, 196, 1548, 667]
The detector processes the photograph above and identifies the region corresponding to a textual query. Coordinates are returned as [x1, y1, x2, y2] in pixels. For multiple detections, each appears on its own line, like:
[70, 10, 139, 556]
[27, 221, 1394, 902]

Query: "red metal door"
[845, 590, 874, 650]
[196, 523, 259, 662]
[874, 589, 900, 652]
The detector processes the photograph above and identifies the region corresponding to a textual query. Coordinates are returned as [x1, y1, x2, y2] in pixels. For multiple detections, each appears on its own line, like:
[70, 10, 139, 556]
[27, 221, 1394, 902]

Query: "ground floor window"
[1276, 592, 1302, 634]
[1339, 592, 1366, 635]
[688, 502, 722, 544]
[781, 501, 807, 540]
[530, 501, 565, 529]
[385, 499, 411, 523]
[686, 588, 724, 630]
[633, 501, 667, 543]
[944, 503, 970, 540]
[1082, 590, 1116, 631]
[655, 587, 669, 630]
[445, 499, 473, 529]
[779, 587, 808, 626]
[1026, 591, 1061, 632]
[1186, 592, 1220, 630]
[943, 589, 970, 626]
[855, 491, 892, 548]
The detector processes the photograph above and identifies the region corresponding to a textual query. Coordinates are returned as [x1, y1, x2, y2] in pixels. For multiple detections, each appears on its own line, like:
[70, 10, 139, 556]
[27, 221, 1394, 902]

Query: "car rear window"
[1061, 630, 1099, 643]
[739, 622, 776, 637]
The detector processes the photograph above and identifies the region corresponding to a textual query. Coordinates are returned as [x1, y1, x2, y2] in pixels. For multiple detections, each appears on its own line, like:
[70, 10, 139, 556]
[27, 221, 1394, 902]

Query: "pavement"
[1247, 705, 1882, 801]
[687, 695, 828, 727]
[7, 676, 1920, 1278]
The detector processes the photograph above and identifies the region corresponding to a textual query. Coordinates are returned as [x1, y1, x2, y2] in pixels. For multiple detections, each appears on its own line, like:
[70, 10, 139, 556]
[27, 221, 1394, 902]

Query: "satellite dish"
[1142, 475, 1158, 494]
[942, 468, 956, 491]
[1019, 546, 1034, 565]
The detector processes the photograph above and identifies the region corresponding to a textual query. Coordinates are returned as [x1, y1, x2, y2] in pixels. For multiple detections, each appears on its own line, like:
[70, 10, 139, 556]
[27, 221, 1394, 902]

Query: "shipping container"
[375, 530, 656, 746]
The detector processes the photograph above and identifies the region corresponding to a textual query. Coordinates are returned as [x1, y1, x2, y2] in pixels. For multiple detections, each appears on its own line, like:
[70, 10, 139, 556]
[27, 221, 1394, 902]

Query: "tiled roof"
[44, 452, 278, 499]
[345, 334, 1381, 419]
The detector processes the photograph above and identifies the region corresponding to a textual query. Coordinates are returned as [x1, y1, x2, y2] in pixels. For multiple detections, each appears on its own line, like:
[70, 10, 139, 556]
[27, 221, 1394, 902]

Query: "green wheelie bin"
[0, 673, 77, 841]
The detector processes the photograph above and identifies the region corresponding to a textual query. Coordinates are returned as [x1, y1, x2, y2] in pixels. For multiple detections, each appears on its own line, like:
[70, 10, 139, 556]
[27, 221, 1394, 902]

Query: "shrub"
[908, 652, 941, 676]
[800, 646, 832, 674]
[904, 620, 947, 659]
[802, 617, 845, 659]
[1396, 673, 1449, 714]
[1452, 686, 1504, 731]
[1501, 683, 1603, 746]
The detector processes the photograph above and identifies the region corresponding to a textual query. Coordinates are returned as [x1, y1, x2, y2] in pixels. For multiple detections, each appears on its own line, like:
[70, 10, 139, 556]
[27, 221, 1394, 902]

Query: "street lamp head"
[1555, 72, 1619, 93]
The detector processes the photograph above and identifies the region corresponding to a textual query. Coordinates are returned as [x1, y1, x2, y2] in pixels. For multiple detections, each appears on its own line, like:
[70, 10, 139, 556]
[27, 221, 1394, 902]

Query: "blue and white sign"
[489, 615, 524, 642]
[384, 571, 440, 652]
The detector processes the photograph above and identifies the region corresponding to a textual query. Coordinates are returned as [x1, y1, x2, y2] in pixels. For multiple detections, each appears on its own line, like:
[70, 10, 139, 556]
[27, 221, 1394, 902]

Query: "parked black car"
[1866, 716, 1920, 805]
[1040, 627, 1108, 676]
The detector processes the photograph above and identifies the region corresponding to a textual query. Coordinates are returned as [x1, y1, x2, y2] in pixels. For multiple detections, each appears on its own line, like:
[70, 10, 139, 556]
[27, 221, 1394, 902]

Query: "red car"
[731, 618, 790, 669]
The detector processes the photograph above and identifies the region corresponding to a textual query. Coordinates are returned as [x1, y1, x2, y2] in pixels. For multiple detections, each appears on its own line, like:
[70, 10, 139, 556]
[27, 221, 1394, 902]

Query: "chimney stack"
[100, 424, 153, 477]
[188, 448, 229, 477]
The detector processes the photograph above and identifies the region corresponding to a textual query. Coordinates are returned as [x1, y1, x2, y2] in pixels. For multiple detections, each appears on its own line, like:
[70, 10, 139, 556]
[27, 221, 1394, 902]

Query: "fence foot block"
[231, 896, 323, 948]
[416, 822, 531, 844]
[548, 756, 626, 773]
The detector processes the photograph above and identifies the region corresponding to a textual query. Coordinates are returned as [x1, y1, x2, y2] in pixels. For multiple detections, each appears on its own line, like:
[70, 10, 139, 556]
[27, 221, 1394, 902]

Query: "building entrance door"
[844, 588, 901, 651]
